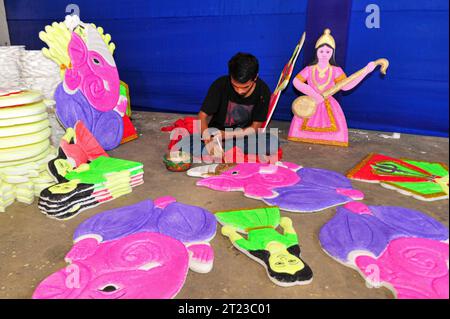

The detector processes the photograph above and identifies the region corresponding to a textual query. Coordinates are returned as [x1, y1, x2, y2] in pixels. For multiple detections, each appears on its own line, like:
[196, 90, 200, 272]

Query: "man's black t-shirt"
[200, 76, 271, 131]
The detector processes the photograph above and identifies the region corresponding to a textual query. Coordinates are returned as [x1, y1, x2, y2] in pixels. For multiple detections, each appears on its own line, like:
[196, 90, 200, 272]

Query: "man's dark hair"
[228, 53, 259, 83]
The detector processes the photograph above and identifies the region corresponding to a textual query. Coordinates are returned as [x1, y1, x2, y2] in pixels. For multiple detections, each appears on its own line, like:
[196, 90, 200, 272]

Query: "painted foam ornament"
[264, 167, 365, 212]
[356, 238, 449, 299]
[73, 197, 216, 273]
[33, 232, 190, 299]
[55, 84, 123, 151]
[64, 29, 120, 112]
[216, 206, 313, 286]
[34, 197, 216, 299]
[40, 16, 138, 151]
[319, 202, 449, 299]
[189, 162, 364, 213]
[195, 162, 302, 198]
[288, 29, 389, 147]
[39, 165, 144, 220]
[63, 156, 143, 185]
[347, 153, 449, 201]
[60, 120, 109, 167]
[39, 180, 144, 220]
[262, 32, 305, 131]
[116, 82, 138, 144]
[39, 137, 144, 220]
[39, 172, 142, 207]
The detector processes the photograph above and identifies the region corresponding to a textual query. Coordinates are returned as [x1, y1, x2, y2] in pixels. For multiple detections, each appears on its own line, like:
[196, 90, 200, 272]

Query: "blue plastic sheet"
[5, 0, 449, 136]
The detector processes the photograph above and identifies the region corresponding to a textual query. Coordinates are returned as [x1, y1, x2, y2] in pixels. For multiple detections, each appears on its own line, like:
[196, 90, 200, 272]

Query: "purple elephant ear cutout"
[319, 207, 391, 262]
[73, 198, 217, 245]
[55, 83, 93, 129]
[319, 204, 449, 299]
[320, 205, 449, 263]
[54, 83, 123, 151]
[298, 168, 355, 189]
[265, 185, 356, 213]
[92, 110, 123, 151]
[193, 164, 363, 213]
[74, 200, 155, 242]
[264, 168, 364, 213]
[369, 206, 449, 240]
[156, 202, 217, 243]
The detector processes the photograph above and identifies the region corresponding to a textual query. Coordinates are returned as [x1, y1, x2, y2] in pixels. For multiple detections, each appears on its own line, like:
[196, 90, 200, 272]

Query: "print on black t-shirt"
[225, 101, 255, 128]
[201, 76, 271, 131]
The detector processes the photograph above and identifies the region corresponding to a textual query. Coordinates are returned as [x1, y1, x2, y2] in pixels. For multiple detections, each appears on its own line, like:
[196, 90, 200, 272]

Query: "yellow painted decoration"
[54, 159, 74, 177]
[315, 28, 336, 49]
[39, 22, 73, 75]
[48, 180, 80, 195]
[435, 175, 449, 195]
[62, 127, 75, 143]
[267, 242, 305, 275]
[221, 225, 244, 243]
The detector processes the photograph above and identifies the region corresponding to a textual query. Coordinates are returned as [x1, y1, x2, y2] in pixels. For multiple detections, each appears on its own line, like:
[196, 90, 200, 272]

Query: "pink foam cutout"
[356, 237, 449, 299]
[197, 162, 300, 198]
[33, 232, 190, 299]
[344, 202, 372, 215]
[154, 196, 178, 209]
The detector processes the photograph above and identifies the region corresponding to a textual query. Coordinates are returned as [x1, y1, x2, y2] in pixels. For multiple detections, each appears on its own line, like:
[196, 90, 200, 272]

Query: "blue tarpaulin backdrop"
[4, 0, 449, 137]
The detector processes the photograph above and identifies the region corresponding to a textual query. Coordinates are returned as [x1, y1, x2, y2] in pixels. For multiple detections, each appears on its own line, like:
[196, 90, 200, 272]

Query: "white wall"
[0, 0, 10, 46]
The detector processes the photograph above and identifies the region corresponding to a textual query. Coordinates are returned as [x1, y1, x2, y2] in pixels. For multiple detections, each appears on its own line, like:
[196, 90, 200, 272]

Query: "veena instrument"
[292, 58, 390, 118]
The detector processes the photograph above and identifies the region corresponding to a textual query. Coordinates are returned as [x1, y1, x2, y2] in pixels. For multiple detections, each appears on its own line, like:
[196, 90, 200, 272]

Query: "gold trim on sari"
[334, 74, 347, 83]
[287, 136, 348, 147]
[300, 99, 338, 132]
[295, 74, 307, 83]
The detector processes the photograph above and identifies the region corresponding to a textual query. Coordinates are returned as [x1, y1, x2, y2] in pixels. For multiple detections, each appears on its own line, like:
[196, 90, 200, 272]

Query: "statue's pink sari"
[288, 65, 348, 147]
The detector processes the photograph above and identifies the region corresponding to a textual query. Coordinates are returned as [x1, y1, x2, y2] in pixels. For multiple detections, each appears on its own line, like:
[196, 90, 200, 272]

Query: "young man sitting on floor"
[175, 53, 280, 163]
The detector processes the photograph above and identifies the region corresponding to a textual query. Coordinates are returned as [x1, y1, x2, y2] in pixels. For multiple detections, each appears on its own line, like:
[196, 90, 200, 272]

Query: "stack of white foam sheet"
[20, 50, 61, 100]
[0, 89, 56, 212]
[0, 46, 25, 90]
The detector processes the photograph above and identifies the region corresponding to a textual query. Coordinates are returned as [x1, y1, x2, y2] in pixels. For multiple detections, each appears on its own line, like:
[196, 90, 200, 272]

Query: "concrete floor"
[0, 111, 448, 299]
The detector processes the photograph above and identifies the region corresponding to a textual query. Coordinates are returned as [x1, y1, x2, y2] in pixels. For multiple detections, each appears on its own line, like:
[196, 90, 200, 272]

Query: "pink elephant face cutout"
[197, 162, 301, 198]
[65, 32, 120, 112]
[356, 238, 449, 299]
[33, 232, 190, 299]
